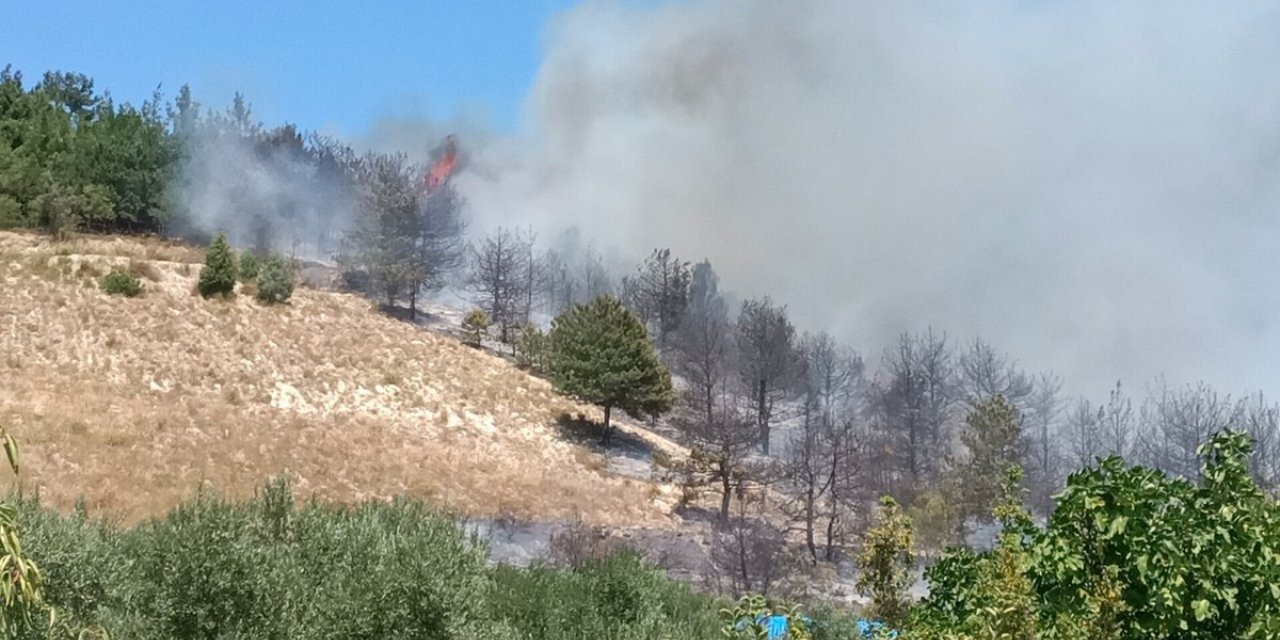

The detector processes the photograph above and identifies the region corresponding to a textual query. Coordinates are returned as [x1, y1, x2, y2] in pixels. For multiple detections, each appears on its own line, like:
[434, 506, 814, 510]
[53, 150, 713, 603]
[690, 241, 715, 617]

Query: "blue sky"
[0, 0, 596, 135]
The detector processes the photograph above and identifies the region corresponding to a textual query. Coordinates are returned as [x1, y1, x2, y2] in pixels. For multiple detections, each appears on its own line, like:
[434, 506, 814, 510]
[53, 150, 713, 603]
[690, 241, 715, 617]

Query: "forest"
[4, 65, 1280, 638]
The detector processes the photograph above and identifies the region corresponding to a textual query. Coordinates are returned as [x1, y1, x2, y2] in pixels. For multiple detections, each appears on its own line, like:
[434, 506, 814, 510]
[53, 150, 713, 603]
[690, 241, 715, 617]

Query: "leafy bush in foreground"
[16, 479, 736, 640]
[912, 430, 1280, 639]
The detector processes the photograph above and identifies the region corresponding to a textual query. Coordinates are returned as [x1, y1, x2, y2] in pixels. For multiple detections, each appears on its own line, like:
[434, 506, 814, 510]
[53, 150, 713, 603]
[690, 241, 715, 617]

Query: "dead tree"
[467, 226, 532, 343]
[869, 329, 956, 498]
[621, 249, 690, 353]
[734, 297, 801, 455]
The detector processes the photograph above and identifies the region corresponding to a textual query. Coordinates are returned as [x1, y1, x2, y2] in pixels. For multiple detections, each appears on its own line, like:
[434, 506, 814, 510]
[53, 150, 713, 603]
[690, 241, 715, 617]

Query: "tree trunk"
[720, 466, 732, 521]
[804, 483, 817, 564]
[908, 416, 919, 490]
[757, 378, 769, 455]
[601, 405, 612, 445]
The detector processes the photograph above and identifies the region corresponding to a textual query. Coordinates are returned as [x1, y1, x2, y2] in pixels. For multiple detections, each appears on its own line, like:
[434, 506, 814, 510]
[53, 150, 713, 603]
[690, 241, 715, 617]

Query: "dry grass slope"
[0, 231, 680, 526]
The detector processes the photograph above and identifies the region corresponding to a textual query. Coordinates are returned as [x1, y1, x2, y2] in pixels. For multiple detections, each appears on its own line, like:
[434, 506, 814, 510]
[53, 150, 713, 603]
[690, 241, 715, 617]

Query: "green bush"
[912, 430, 1280, 639]
[0, 194, 26, 229]
[516, 324, 549, 371]
[255, 254, 295, 304]
[238, 252, 260, 282]
[489, 551, 721, 639]
[99, 268, 143, 297]
[14, 476, 891, 640]
[196, 233, 237, 298]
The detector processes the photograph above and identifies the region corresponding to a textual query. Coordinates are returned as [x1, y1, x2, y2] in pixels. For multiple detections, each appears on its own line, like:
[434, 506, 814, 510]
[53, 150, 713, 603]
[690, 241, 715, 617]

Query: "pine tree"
[549, 295, 674, 443]
[238, 252, 260, 282]
[255, 253, 294, 304]
[198, 233, 238, 298]
[958, 395, 1025, 525]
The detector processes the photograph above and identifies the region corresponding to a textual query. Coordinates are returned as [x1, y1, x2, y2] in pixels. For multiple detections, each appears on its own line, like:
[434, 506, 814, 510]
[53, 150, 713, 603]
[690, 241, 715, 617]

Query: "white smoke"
[456, 0, 1280, 395]
[173, 126, 356, 261]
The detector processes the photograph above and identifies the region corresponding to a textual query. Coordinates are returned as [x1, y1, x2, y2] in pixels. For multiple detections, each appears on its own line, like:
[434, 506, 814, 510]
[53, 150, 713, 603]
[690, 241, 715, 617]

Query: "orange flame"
[424, 135, 459, 192]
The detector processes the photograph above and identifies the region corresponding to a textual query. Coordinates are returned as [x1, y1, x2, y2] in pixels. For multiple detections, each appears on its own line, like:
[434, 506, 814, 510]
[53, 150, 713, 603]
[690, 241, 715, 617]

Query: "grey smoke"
[174, 127, 355, 261]
[455, 0, 1280, 396]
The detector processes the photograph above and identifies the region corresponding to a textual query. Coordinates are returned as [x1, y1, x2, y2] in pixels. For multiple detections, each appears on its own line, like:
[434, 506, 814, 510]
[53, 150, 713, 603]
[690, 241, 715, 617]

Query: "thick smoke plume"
[459, 0, 1280, 395]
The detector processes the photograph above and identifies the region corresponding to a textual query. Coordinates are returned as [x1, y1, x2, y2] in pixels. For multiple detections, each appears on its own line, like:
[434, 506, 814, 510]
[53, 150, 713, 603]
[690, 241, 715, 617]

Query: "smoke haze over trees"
[457, 0, 1280, 397]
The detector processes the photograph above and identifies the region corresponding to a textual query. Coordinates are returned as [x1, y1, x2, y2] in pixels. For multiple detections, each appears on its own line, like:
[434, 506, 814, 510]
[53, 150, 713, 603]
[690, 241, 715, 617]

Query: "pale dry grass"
[0, 231, 676, 527]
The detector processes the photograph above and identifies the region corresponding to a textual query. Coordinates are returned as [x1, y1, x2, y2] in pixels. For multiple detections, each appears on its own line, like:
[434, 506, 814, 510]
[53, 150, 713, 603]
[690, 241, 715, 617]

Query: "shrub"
[490, 550, 722, 639]
[856, 496, 915, 630]
[0, 194, 25, 229]
[720, 594, 813, 639]
[24, 481, 498, 640]
[516, 324, 549, 371]
[462, 309, 489, 346]
[238, 252, 260, 282]
[913, 431, 1280, 639]
[197, 233, 238, 298]
[255, 254, 295, 304]
[99, 268, 143, 297]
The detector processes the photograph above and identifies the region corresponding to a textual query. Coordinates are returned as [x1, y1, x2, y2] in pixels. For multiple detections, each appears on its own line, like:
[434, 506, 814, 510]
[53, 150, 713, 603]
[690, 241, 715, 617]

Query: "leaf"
[1106, 516, 1128, 538]
[0, 432, 15, 476]
[1192, 599, 1211, 622]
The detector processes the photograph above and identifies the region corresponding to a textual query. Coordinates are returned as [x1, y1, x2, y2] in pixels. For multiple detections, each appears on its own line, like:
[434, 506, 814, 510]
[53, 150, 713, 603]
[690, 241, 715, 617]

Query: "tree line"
[477, 223, 1280, 562]
[525, 292, 1280, 637]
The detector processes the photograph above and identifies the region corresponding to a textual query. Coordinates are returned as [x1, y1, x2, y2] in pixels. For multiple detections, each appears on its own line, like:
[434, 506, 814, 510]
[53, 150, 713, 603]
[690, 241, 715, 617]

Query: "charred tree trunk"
[720, 463, 733, 521]
[757, 378, 769, 455]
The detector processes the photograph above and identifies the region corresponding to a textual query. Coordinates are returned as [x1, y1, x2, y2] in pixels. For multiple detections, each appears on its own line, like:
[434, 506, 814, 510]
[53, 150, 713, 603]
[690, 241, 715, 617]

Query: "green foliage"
[1028, 430, 1280, 638]
[914, 430, 1280, 639]
[957, 396, 1024, 527]
[254, 253, 294, 304]
[0, 423, 44, 639]
[719, 595, 811, 639]
[462, 309, 489, 346]
[0, 67, 172, 235]
[20, 482, 494, 640]
[490, 551, 721, 639]
[912, 468, 1038, 640]
[340, 154, 466, 319]
[856, 497, 916, 629]
[907, 488, 962, 556]
[515, 324, 549, 371]
[196, 233, 237, 298]
[12, 480, 749, 640]
[99, 268, 143, 297]
[548, 295, 674, 436]
[0, 195, 24, 229]
[238, 252, 260, 282]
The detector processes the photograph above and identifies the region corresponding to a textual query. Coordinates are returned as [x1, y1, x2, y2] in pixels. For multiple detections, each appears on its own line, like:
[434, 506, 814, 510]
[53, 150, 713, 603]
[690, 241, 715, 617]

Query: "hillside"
[0, 231, 683, 526]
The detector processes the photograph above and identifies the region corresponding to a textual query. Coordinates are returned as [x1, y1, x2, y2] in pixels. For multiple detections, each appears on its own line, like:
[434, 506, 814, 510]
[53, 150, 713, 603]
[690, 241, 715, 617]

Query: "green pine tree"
[255, 253, 294, 304]
[549, 295, 674, 443]
[197, 233, 238, 298]
[958, 395, 1024, 527]
[238, 252, 260, 282]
